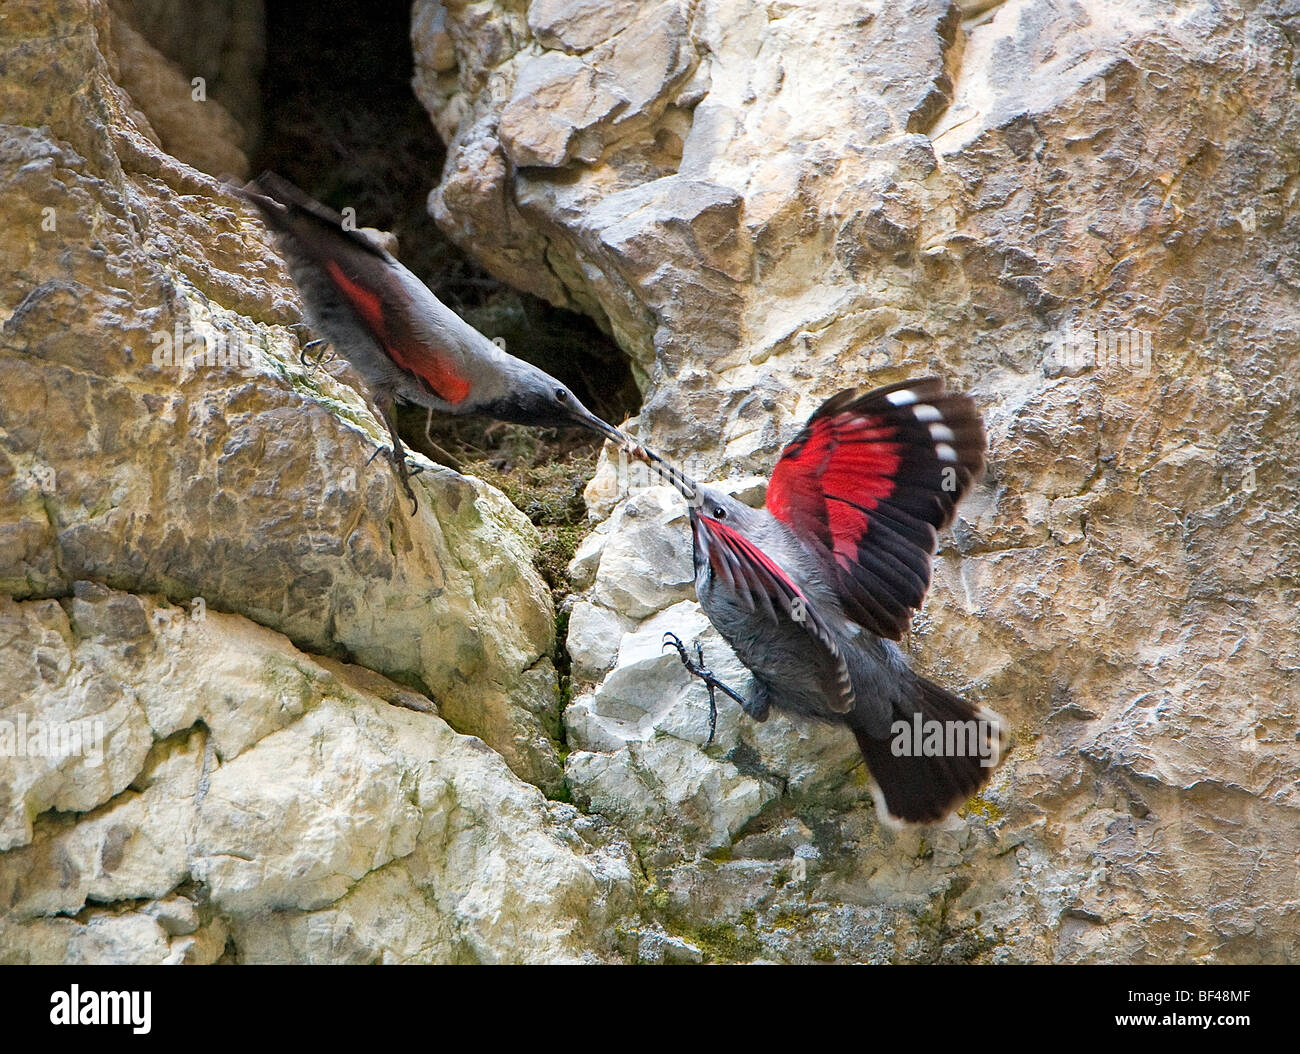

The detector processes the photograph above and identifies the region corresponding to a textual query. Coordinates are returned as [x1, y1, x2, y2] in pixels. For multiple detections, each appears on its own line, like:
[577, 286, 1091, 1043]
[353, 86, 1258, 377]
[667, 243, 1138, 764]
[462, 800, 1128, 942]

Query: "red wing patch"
[325, 260, 387, 333]
[702, 515, 799, 594]
[766, 379, 985, 639]
[696, 514, 853, 713]
[388, 342, 472, 405]
[325, 260, 471, 405]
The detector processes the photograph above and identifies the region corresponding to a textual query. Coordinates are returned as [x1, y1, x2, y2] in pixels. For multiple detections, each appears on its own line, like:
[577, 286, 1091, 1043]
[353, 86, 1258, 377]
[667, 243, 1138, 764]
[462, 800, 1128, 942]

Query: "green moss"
[260, 654, 322, 710]
[693, 921, 763, 964]
[909, 875, 997, 964]
[646, 885, 671, 913]
[553, 606, 574, 693]
[312, 395, 369, 431]
[459, 447, 596, 596]
[958, 794, 1005, 823]
[811, 945, 837, 963]
[655, 907, 766, 964]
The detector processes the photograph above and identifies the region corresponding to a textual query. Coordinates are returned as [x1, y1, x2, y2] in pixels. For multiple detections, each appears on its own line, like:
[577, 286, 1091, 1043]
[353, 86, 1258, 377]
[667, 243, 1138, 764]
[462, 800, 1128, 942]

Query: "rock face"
[0, 0, 604, 962]
[0, 588, 636, 963]
[2, 0, 568, 794]
[3, 0, 1296, 964]
[420, 0, 1300, 963]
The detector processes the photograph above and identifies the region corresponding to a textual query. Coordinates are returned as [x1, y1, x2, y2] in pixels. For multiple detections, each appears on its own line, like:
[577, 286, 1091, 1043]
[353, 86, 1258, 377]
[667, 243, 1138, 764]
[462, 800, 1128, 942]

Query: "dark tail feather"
[852, 676, 1008, 825]
[231, 172, 389, 258]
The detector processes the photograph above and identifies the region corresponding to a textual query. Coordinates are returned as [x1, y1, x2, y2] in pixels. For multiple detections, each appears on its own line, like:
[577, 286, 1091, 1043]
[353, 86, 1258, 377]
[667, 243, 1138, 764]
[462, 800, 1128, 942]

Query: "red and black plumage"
[232, 172, 632, 511]
[766, 378, 985, 639]
[654, 377, 1006, 825]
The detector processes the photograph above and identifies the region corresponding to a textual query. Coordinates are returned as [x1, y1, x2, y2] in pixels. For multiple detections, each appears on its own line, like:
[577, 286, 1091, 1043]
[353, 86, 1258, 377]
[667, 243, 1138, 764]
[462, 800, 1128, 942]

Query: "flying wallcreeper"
[647, 378, 1008, 824]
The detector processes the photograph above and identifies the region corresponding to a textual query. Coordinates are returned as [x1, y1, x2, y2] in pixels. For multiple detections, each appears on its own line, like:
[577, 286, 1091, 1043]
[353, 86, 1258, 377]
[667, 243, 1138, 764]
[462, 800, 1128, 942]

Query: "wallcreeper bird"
[650, 378, 1008, 824]
[234, 172, 633, 511]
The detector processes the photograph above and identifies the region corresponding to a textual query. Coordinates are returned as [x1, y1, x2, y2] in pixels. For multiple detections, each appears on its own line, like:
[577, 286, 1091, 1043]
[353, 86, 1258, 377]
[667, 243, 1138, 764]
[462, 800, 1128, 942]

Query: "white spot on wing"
[886, 389, 918, 406]
[929, 423, 956, 442]
[913, 403, 942, 422]
[936, 442, 958, 462]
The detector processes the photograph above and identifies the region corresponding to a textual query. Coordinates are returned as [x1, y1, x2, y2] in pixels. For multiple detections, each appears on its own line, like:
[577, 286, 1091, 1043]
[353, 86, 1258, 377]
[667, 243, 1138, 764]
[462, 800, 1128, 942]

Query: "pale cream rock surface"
[1, 0, 1296, 963]
[0, 591, 637, 963]
[419, 0, 1300, 962]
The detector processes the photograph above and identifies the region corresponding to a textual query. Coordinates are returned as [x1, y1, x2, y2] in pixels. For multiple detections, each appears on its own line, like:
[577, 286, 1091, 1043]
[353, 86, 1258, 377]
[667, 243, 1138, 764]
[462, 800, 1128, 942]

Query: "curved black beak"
[563, 399, 702, 507]
[566, 401, 637, 449]
[633, 442, 702, 508]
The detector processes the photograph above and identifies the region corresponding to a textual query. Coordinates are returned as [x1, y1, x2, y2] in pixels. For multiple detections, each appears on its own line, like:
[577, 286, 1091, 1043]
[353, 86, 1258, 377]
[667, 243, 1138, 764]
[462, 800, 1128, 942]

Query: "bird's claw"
[661, 631, 689, 660]
[365, 443, 422, 514]
[388, 450, 420, 515]
[376, 405, 422, 516]
[298, 338, 336, 369]
[662, 631, 732, 747]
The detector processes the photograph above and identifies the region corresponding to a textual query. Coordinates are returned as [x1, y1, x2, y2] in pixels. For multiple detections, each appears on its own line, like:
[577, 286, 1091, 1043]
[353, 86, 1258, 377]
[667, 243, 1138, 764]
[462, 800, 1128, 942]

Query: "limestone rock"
[104, 13, 251, 177]
[0, 590, 638, 964]
[565, 599, 632, 682]
[587, 485, 696, 619]
[0, 0, 563, 794]
[110, 0, 266, 145]
[527, 0, 643, 55]
[422, 0, 1300, 962]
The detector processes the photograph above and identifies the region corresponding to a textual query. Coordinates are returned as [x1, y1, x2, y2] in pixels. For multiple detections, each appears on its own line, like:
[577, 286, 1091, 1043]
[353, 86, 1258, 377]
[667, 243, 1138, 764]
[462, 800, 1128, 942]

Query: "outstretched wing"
[238, 172, 472, 404]
[765, 378, 985, 640]
[695, 512, 854, 713]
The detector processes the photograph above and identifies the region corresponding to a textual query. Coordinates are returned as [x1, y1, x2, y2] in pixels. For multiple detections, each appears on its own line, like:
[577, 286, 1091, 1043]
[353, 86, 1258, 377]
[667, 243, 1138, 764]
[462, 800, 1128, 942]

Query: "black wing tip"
[228, 171, 306, 232]
[244, 170, 308, 206]
[233, 172, 389, 259]
[812, 377, 987, 470]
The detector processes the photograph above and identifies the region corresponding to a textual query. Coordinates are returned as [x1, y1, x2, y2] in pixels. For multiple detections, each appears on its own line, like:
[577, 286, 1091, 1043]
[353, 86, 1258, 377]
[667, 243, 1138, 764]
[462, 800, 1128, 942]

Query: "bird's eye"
[554, 387, 569, 402]
[713, 506, 727, 519]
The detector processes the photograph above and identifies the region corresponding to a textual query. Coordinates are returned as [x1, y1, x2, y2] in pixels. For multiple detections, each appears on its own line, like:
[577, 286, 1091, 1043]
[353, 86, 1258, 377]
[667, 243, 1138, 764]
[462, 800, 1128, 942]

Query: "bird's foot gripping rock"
[373, 404, 423, 515]
[363, 441, 424, 514]
[358, 442, 420, 524]
[392, 451, 424, 514]
[661, 632, 747, 748]
[298, 336, 336, 369]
